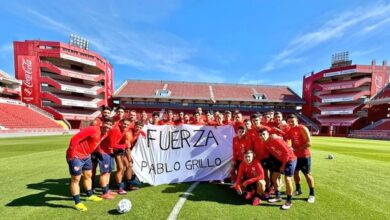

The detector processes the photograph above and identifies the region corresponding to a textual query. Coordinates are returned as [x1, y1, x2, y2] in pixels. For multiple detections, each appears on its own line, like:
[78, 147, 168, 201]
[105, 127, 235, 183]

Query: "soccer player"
[113, 106, 126, 126]
[111, 118, 133, 195]
[96, 124, 117, 200]
[90, 106, 112, 190]
[66, 117, 113, 211]
[286, 114, 315, 203]
[259, 128, 297, 210]
[192, 112, 205, 125]
[231, 126, 253, 181]
[215, 113, 225, 126]
[224, 110, 233, 125]
[205, 111, 216, 125]
[234, 150, 266, 206]
[274, 112, 290, 133]
[162, 110, 176, 125]
[128, 110, 137, 129]
[195, 107, 207, 121]
[91, 106, 112, 126]
[233, 112, 244, 134]
[150, 112, 160, 125]
[252, 131, 272, 195]
[262, 112, 273, 127]
[126, 121, 146, 189]
[140, 110, 149, 125]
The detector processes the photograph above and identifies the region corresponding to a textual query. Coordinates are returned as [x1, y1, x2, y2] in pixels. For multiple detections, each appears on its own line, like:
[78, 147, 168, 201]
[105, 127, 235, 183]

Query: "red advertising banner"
[371, 72, 387, 96]
[105, 64, 114, 105]
[17, 55, 39, 104]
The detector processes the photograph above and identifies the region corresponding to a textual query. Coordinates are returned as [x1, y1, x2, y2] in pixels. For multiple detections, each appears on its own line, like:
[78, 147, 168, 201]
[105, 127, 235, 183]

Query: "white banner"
[131, 124, 234, 186]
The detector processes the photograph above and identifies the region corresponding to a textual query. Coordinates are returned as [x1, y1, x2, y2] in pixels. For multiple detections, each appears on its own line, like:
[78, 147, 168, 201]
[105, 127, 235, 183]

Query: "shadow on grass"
[161, 182, 283, 208]
[108, 209, 121, 215]
[6, 178, 73, 209]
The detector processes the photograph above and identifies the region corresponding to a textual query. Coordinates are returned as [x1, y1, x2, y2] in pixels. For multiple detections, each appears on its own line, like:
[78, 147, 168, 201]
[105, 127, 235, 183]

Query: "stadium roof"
[0, 69, 20, 85]
[114, 80, 303, 104]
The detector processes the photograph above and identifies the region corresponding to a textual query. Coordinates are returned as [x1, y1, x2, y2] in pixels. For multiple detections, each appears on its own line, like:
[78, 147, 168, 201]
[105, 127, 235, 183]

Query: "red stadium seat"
[0, 103, 63, 129]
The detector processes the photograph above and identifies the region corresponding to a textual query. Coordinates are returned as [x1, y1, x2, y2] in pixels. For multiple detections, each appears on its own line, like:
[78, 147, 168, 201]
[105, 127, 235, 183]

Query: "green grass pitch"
[0, 135, 389, 219]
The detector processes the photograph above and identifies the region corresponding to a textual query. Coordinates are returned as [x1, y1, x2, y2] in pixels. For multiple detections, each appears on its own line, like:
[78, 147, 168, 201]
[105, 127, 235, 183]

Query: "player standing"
[260, 128, 297, 210]
[286, 114, 315, 203]
[111, 118, 133, 195]
[66, 117, 113, 211]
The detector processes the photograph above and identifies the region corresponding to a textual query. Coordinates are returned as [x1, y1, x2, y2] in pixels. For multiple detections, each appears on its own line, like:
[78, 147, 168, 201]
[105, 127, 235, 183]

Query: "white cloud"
[350, 48, 380, 57]
[260, 3, 390, 73]
[25, 9, 74, 34]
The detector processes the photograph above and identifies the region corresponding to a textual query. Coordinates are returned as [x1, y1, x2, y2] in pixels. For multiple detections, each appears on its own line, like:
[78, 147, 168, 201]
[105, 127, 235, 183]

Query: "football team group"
[65, 106, 315, 211]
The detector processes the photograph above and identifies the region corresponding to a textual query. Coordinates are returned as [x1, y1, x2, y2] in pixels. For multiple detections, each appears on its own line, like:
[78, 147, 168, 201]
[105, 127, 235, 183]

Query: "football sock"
[86, 189, 93, 197]
[275, 191, 281, 198]
[73, 194, 81, 204]
[118, 182, 124, 190]
[309, 187, 315, 196]
[296, 184, 301, 192]
[287, 195, 292, 202]
[102, 185, 109, 194]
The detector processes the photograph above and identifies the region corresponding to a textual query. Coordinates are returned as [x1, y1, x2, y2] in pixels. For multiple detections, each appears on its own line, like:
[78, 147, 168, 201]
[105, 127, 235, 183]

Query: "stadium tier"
[113, 80, 319, 130]
[13, 40, 113, 129]
[0, 98, 64, 131]
[0, 69, 21, 100]
[115, 80, 303, 109]
[303, 57, 390, 136]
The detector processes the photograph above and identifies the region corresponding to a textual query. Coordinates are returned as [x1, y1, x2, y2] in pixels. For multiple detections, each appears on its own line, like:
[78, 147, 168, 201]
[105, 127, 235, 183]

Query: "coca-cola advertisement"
[371, 72, 387, 96]
[17, 55, 39, 104]
[105, 64, 114, 104]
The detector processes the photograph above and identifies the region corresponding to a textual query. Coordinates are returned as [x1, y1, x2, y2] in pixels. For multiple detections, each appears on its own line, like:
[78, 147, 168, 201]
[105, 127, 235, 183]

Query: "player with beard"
[66, 117, 113, 211]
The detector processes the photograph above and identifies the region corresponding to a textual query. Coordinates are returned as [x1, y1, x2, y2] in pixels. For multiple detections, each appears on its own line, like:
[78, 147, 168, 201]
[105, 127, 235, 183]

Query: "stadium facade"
[13, 40, 114, 129]
[302, 56, 389, 136]
[114, 80, 316, 126]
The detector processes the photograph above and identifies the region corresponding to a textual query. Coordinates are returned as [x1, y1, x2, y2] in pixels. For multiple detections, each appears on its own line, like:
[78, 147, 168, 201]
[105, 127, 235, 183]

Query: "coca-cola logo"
[375, 75, 383, 91]
[107, 67, 112, 95]
[24, 88, 32, 96]
[22, 58, 33, 88]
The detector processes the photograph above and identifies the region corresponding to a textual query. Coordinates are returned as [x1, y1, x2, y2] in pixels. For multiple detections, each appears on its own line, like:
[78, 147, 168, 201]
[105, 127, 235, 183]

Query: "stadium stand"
[114, 80, 319, 131]
[0, 69, 20, 100]
[13, 40, 113, 129]
[303, 56, 389, 136]
[0, 98, 64, 130]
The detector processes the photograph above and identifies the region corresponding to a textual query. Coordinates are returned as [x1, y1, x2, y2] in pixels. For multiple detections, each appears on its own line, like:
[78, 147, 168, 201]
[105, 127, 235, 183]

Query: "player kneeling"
[234, 150, 265, 206]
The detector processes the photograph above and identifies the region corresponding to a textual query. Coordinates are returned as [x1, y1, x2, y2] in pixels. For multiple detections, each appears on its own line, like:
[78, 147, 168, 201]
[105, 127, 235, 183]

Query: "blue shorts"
[296, 157, 311, 174]
[67, 157, 92, 176]
[98, 153, 114, 174]
[284, 160, 297, 177]
[269, 158, 297, 177]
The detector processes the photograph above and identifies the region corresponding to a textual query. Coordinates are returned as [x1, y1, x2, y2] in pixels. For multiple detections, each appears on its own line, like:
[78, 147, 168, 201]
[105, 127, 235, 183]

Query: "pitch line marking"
[167, 181, 199, 220]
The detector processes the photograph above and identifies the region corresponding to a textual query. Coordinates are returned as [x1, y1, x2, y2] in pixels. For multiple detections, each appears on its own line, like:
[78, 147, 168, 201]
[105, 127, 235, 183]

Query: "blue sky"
[1, 0, 390, 96]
